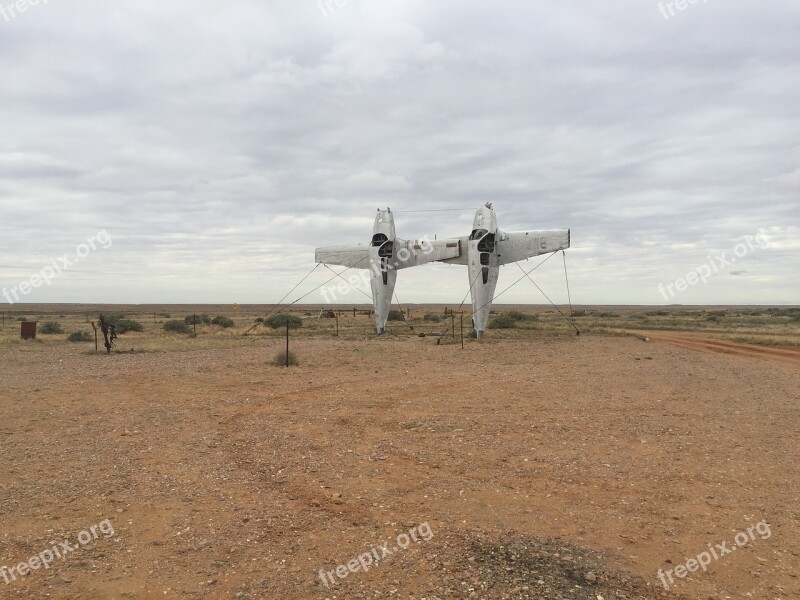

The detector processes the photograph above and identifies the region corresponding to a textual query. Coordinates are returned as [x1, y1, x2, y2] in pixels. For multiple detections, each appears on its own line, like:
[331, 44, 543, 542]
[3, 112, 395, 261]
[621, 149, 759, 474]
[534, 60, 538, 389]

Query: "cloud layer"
[1, 0, 798, 305]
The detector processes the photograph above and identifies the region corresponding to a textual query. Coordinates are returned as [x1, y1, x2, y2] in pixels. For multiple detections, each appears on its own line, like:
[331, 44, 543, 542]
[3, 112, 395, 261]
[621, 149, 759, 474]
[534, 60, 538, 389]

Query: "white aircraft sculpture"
[436, 203, 570, 338]
[315, 208, 459, 334]
[315, 204, 570, 337]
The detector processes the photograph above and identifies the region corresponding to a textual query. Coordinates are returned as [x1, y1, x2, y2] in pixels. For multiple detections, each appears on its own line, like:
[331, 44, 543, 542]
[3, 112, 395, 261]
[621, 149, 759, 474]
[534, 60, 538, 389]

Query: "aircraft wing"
[315, 244, 371, 269]
[497, 229, 570, 265]
[394, 238, 461, 269]
[436, 236, 470, 265]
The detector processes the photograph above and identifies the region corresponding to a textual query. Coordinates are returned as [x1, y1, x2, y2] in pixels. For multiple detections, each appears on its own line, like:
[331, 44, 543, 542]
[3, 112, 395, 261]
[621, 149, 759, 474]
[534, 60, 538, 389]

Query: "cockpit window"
[469, 228, 488, 241]
[477, 232, 495, 253]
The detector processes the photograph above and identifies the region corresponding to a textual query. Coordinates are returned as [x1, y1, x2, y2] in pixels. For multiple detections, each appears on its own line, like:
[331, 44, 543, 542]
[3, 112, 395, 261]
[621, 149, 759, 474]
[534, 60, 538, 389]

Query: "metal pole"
[285, 319, 290, 367]
[193, 314, 197, 335]
[336, 312, 339, 336]
[451, 312, 455, 339]
[460, 313, 464, 349]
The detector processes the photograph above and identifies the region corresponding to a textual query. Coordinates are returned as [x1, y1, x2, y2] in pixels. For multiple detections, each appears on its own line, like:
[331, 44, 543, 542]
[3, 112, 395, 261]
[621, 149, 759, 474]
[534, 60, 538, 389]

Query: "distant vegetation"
[108, 316, 144, 334]
[265, 314, 302, 329]
[184, 314, 211, 325]
[67, 331, 92, 343]
[211, 316, 235, 328]
[423, 313, 442, 322]
[488, 311, 539, 330]
[387, 310, 405, 321]
[164, 320, 191, 334]
[40, 322, 63, 334]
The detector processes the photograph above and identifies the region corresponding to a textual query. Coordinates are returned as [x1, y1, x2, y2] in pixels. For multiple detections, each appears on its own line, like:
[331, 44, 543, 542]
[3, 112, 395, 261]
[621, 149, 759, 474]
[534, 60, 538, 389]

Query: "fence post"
[460, 313, 464, 349]
[285, 319, 290, 367]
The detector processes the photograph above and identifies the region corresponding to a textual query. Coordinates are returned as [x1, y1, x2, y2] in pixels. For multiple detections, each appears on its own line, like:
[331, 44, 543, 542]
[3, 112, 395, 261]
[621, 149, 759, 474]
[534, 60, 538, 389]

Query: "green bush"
[387, 310, 405, 321]
[488, 311, 538, 329]
[505, 310, 539, 322]
[211, 316, 235, 328]
[115, 319, 144, 333]
[40, 321, 63, 334]
[488, 314, 517, 329]
[185, 314, 211, 325]
[254, 317, 264, 323]
[164, 320, 191, 334]
[104, 315, 143, 333]
[272, 350, 299, 366]
[264, 314, 303, 329]
[67, 331, 92, 343]
[423, 313, 442, 322]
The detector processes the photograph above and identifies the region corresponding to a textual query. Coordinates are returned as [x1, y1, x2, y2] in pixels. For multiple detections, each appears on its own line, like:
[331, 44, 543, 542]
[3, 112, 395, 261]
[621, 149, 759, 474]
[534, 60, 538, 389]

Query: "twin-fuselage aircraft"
[315, 204, 570, 338]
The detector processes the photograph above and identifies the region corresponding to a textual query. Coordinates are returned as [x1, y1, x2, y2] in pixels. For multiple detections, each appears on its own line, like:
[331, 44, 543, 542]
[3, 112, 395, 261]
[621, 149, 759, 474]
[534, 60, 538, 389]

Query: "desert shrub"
[272, 350, 299, 366]
[571, 310, 588, 317]
[387, 310, 405, 321]
[185, 313, 211, 325]
[488, 314, 517, 329]
[105, 315, 143, 333]
[67, 331, 92, 343]
[423, 313, 442, 322]
[254, 317, 264, 323]
[40, 321, 63, 334]
[164, 320, 191, 334]
[505, 310, 539, 322]
[320, 310, 336, 318]
[211, 316, 235, 328]
[264, 314, 303, 329]
[115, 319, 144, 333]
[487, 311, 540, 329]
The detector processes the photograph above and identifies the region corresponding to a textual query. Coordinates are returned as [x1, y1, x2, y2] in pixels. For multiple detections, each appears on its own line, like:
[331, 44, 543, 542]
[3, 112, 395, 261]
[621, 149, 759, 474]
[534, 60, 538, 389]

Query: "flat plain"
[0, 305, 798, 599]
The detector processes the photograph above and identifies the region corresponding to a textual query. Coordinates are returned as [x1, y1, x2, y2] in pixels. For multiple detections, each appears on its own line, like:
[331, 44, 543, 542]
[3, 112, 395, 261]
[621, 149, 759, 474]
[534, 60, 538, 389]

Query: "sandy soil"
[0, 333, 798, 599]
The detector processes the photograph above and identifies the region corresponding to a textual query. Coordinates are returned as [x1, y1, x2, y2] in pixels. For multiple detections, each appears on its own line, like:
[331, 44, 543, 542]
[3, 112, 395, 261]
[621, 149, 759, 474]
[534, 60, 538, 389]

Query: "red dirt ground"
[0, 334, 797, 599]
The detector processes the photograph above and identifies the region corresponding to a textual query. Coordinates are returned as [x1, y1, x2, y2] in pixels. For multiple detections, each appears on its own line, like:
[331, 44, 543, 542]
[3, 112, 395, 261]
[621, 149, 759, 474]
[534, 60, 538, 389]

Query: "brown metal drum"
[21, 321, 37, 340]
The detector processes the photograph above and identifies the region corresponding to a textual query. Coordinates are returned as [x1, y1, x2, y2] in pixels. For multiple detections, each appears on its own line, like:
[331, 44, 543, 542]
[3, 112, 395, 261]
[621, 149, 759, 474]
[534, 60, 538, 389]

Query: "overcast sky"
[1, 0, 798, 306]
